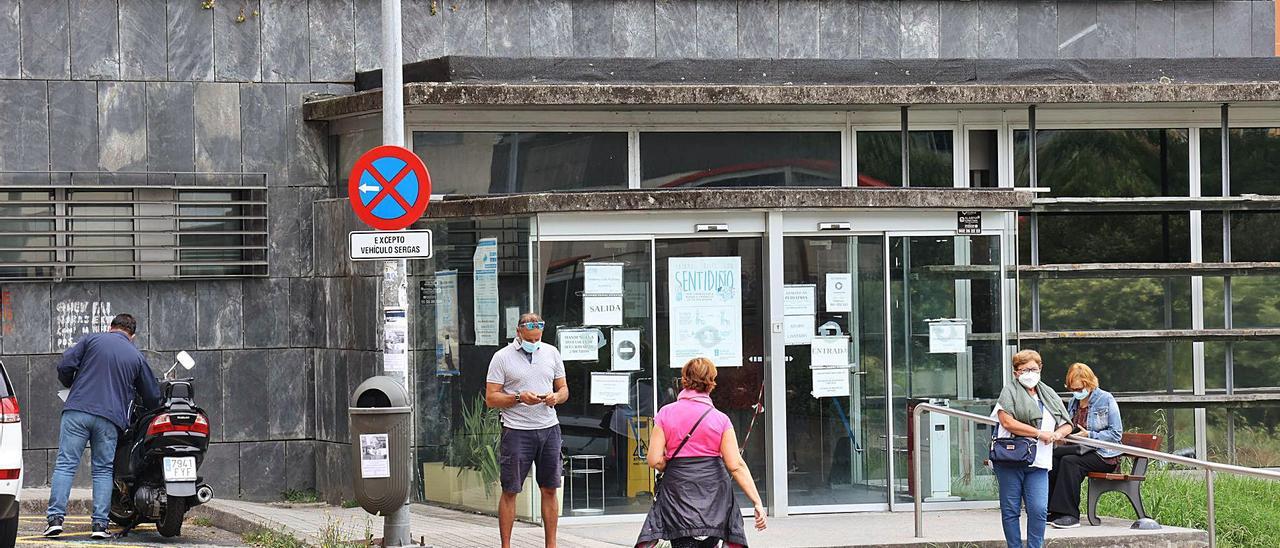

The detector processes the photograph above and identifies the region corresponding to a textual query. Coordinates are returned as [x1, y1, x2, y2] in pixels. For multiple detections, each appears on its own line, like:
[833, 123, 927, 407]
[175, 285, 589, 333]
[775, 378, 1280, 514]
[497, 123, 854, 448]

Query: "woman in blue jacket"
[1047, 362, 1124, 529]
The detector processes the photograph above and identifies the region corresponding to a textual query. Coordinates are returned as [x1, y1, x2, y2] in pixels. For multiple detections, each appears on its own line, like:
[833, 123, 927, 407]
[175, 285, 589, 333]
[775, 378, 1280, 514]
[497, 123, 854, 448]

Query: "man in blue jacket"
[45, 314, 161, 539]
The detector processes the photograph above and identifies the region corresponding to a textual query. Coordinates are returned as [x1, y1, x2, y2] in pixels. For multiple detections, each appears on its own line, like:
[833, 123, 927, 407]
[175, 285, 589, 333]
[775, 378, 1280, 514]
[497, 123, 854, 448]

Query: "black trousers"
[1048, 448, 1118, 518]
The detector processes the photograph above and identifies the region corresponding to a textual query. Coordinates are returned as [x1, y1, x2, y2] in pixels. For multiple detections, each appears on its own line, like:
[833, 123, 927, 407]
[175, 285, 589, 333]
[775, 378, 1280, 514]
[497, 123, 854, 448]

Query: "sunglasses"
[521, 321, 546, 330]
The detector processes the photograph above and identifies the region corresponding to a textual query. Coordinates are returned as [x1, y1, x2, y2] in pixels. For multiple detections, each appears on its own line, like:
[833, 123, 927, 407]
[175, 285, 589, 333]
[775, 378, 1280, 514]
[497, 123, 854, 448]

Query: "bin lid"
[351, 376, 410, 408]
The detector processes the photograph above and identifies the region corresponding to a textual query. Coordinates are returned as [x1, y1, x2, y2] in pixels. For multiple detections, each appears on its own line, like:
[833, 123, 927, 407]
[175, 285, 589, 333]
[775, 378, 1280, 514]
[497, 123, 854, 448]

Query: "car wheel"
[0, 509, 17, 548]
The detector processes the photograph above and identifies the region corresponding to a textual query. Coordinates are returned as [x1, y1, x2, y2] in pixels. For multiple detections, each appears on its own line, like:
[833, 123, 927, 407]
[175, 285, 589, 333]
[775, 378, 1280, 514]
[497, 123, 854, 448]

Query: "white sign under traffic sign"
[349, 230, 433, 261]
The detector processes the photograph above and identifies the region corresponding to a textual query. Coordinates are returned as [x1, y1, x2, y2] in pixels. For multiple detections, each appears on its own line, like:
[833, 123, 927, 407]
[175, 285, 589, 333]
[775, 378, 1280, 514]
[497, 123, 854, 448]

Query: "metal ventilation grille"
[0, 173, 269, 281]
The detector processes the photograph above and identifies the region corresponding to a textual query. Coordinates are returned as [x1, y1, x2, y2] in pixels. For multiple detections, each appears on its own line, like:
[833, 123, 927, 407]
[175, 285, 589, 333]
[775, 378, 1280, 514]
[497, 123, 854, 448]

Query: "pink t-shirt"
[655, 389, 733, 460]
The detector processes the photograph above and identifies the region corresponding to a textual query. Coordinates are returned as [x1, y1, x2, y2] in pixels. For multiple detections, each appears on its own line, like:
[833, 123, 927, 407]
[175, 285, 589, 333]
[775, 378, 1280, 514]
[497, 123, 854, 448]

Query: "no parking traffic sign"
[348, 145, 432, 231]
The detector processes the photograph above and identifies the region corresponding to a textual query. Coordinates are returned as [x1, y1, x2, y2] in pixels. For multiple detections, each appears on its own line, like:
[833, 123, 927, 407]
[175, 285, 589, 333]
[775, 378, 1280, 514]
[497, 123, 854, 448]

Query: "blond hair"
[1066, 362, 1100, 391]
[1011, 349, 1042, 371]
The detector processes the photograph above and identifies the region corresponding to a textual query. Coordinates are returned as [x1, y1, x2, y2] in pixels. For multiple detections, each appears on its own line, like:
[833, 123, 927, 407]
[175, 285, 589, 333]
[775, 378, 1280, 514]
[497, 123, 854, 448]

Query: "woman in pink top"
[635, 358, 766, 548]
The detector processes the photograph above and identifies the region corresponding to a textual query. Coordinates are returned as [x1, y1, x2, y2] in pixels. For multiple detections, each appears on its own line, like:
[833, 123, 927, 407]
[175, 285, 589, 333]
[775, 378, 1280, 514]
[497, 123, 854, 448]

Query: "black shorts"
[499, 425, 563, 493]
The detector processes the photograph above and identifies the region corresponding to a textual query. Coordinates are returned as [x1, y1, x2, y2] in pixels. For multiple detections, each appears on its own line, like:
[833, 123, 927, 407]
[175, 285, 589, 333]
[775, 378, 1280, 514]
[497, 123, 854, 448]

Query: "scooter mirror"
[176, 351, 196, 370]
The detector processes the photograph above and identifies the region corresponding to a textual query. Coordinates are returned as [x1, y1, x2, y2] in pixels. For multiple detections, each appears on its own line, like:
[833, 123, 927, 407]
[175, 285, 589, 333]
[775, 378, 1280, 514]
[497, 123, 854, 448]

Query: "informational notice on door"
[826, 273, 853, 312]
[590, 372, 632, 405]
[559, 328, 599, 361]
[668, 257, 743, 367]
[383, 309, 408, 384]
[929, 320, 968, 353]
[957, 211, 982, 235]
[811, 336, 850, 368]
[359, 433, 391, 479]
[584, 263, 625, 295]
[611, 328, 642, 371]
[435, 270, 460, 375]
[784, 314, 815, 346]
[783, 285, 816, 316]
[811, 368, 851, 398]
[473, 238, 500, 346]
[583, 295, 624, 326]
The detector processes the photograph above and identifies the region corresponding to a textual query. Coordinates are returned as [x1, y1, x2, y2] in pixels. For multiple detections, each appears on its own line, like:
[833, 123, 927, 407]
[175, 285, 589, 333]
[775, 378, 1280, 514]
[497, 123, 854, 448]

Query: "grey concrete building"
[2, 0, 1279, 520]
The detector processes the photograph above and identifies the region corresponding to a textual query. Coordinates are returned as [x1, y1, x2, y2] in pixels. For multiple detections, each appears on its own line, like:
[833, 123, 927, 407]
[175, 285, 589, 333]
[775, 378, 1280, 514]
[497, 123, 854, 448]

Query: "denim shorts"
[499, 425, 563, 493]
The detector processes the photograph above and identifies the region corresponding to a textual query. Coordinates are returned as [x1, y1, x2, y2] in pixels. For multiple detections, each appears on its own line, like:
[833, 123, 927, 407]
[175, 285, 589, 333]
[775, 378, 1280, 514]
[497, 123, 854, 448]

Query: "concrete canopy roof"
[304, 56, 1280, 120]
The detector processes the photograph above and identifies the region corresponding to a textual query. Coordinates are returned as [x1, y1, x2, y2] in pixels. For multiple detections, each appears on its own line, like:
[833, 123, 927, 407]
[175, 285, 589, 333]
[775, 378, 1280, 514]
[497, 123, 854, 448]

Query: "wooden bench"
[1085, 432, 1161, 526]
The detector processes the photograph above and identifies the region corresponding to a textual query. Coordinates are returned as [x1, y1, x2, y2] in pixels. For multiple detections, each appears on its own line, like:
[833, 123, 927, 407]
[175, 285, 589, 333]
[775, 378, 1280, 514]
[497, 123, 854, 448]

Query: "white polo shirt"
[486, 339, 566, 430]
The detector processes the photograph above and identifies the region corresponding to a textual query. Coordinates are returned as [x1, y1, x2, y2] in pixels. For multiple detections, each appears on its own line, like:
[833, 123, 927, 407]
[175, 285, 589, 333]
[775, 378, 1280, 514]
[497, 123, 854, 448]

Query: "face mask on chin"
[1072, 389, 1091, 400]
[520, 339, 541, 353]
[1017, 371, 1041, 389]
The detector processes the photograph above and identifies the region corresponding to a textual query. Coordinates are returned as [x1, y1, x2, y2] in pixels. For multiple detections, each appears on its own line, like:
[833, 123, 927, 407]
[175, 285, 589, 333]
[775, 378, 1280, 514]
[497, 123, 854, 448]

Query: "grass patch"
[281, 489, 321, 504]
[340, 499, 360, 509]
[243, 527, 308, 548]
[1092, 469, 1280, 548]
[188, 516, 214, 527]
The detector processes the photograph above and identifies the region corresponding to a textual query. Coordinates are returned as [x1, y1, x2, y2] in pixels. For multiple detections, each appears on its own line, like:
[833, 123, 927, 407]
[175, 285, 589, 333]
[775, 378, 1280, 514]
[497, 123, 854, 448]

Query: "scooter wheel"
[156, 498, 186, 538]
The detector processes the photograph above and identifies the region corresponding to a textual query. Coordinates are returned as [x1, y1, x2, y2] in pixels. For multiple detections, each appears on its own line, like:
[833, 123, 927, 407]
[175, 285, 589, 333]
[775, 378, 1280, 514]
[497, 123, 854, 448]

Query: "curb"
[187, 501, 289, 541]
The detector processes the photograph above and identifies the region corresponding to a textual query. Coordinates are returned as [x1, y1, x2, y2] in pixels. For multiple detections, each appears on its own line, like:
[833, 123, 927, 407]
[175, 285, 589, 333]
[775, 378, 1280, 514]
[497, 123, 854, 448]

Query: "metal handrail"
[912, 402, 1280, 548]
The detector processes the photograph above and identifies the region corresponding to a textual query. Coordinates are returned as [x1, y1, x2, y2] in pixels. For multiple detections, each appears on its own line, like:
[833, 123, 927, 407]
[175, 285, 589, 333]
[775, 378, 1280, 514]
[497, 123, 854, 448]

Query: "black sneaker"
[43, 516, 63, 537]
[91, 522, 111, 540]
[1045, 512, 1059, 524]
[1050, 515, 1081, 529]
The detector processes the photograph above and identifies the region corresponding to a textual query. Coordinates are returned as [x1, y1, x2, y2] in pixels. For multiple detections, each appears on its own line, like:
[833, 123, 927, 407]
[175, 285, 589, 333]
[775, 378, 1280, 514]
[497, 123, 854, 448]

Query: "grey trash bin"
[350, 376, 411, 515]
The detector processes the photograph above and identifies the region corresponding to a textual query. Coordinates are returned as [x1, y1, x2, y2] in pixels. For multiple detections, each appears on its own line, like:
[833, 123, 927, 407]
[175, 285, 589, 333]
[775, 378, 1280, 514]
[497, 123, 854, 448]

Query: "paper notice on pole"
[583, 295, 624, 326]
[590, 372, 632, 405]
[783, 285, 816, 316]
[784, 315, 814, 346]
[668, 257, 743, 367]
[611, 328, 642, 371]
[473, 238, 499, 346]
[811, 336, 850, 368]
[929, 321, 968, 353]
[584, 263, 625, 295]
[811, 368, 851, 398]
[435, 270, 459, 375]
[826, 273, 853, 312]
[383, 309, 408, 384]
[559, 328, 599, 361]
[359, 433, 391, 479]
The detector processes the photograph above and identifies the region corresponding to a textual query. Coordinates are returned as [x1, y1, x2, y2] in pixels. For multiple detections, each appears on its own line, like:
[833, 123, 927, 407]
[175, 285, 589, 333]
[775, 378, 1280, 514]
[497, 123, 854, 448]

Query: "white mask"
[1018, 371, 1041, 388]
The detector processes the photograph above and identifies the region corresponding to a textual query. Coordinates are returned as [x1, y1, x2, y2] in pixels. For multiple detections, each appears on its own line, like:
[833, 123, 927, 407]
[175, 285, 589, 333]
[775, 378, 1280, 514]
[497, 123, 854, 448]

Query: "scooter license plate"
[163, 457, 197, 482]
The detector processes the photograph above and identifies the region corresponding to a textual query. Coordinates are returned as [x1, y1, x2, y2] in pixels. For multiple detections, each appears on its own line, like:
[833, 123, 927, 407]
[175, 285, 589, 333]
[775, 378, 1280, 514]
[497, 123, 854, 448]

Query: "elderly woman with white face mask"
[991, 350, 1073, 548]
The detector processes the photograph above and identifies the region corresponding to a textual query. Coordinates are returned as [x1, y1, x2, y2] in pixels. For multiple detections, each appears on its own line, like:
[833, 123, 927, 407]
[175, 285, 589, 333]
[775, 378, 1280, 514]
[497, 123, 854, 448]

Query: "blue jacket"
[1067, 388, 1124, 458]
[57, 331, 163, 431]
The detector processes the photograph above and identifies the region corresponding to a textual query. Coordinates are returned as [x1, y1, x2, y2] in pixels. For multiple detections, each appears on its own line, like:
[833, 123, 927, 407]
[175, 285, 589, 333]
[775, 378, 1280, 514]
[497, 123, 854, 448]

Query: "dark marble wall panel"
[268, 348, 312, 439]
[297, 186, 330, 278]
[308, 0, 355, 82]
[1214, 1, 1252, 58]
[573, 0, 614, 57]
[1174, 1, 1213, 58]
[185, 350, 223, 442]
[0, 0, 17, 77]
[69, 0, 120, 79]
[324, 278, 354, 350]
[615, 0, 657, 58]
[939, 0, 979, 58]
[655, 0, 697, 58]
[289, 278, 325, 348]
[48, 81, 97, 174]
[202, 442, 240, 499]
[860, 0, 901, 59]
[119, 0, 167, 81]
[0, 81, 50, 176]
[696, 0, 738, 58]
[194, 83, 242, 174]
[146, 82, 196, 174]
[1096, 1, 1137, 59]
[739, 0, 780, 59]
[443, 0, 487, 56]
[353, 0, 381, 72]
[99, 282, 149, 350]
[487, 0, 531, 57]
[402, 0, 447, 62]
[529, 0, 573, 57]
[167, 0, 215, 81]
[352, 276, 378, 351]
[312, 350, 338, 442]
[240, 83, 288, 186]
[20, 0, 69, 79]
[97, 81, 148, 177]
[779, 0, 820, 59]
[268, 188, 302, 279]
[284, 440, 316, 491]
[1056, 1, 1098, 59]
[1136, 1, 1175, 59]
[1253, 1, 1276, 57]
[1016, 0, 1056, 59]
[22, 449, 47, 488]
[285, 84, 331, 186]
[49, 282, 99, 352]
[978, 0, 1018, 58]
[221, 349, 270, 441]
[197, 281, 244, 351]
[1, 284, 51, 355]
[242, 279, 289, 349]
[819, 0, 860, 59]
[899, 0, 939, 59]
[214, 0, 262, 81]
[26, 355, 61, 449]
[261, 0, 310, 82]
[148, 283, 197, 352]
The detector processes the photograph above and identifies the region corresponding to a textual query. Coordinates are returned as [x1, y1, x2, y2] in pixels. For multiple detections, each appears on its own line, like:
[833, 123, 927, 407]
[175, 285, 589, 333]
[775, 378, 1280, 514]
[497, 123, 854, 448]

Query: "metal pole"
[380, 1, 413, 546]
[900, 106, 910, 186]
[913, 405, 923, 538]
[1207, 469, 1216, 548]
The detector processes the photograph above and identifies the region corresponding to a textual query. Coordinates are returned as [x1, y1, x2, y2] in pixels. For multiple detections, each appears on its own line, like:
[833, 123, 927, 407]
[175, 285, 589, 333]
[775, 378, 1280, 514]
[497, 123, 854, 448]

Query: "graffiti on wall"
[55, 301, 113, 350]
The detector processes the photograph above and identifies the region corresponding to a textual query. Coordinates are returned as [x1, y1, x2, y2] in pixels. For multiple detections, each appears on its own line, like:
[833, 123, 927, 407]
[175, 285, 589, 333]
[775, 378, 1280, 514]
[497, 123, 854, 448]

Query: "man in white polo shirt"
[485, 312, 568, 548]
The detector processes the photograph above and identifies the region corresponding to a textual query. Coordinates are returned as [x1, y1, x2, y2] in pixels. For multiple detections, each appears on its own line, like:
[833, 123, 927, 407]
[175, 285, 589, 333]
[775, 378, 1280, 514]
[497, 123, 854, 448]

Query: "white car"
[0, 359, 22, 546]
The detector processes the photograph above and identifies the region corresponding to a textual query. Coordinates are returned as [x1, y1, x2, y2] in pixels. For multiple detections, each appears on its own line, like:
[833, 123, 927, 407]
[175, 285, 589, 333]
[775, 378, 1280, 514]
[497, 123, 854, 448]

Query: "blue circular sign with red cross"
[347, 145, 432, 230]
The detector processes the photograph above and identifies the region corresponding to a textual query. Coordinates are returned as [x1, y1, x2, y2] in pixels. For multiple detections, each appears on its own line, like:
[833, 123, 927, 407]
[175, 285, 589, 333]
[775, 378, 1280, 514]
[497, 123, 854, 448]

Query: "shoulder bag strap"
[669, 404, 715, 460]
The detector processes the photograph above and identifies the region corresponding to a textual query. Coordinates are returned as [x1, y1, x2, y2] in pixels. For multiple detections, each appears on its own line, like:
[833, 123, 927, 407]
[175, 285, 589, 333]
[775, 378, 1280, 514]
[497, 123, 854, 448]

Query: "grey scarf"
[998, 381, 1070, 429]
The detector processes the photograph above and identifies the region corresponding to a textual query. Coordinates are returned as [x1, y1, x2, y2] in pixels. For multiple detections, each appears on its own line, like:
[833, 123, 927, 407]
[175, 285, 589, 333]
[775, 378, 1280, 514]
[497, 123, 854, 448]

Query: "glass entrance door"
[782, 235, 889, 508]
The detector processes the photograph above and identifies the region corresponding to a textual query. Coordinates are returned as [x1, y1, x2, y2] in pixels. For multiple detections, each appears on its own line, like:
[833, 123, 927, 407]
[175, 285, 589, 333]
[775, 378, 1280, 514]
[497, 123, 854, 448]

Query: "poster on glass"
[668, 257, 742, 367]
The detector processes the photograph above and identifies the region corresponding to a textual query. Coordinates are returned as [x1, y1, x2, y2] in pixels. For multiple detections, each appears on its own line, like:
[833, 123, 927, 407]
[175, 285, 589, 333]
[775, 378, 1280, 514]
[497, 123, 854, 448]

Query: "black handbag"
[652, 405, 714, 501]
[989, 399, 1042, 467]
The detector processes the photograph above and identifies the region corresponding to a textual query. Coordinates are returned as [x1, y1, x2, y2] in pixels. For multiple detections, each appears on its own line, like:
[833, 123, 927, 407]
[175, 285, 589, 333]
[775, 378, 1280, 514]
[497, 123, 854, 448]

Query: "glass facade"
[411, 132, 628, 195]
[640, 132, 840, 189]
